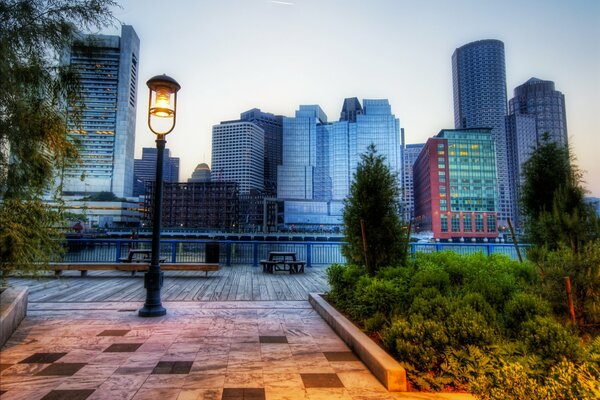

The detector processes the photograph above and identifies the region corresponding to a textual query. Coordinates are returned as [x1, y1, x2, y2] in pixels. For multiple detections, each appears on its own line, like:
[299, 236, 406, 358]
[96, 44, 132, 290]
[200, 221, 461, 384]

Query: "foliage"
[0, 199, 65, 285]
[0, 0, 116, 280]
[529, 241, 600, 330]
[342, 144, 408, 275]
[326, 251, 599, 397]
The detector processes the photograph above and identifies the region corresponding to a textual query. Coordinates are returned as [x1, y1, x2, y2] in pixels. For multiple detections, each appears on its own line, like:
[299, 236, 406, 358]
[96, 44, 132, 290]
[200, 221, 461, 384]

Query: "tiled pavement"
[1, 301, 472, 400]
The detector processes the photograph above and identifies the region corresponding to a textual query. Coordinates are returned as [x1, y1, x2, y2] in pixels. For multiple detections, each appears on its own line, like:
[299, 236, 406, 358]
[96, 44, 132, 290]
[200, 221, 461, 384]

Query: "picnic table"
[260, 251, 305, 274]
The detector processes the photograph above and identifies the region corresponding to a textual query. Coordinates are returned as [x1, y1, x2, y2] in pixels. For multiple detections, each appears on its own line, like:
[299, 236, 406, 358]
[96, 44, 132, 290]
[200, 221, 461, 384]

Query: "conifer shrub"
[326, 251, 598, 397]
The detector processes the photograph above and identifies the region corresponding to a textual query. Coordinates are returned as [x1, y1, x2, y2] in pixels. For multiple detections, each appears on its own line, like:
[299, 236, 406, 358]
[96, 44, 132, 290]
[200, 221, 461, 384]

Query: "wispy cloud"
[269, 1, 295, 5]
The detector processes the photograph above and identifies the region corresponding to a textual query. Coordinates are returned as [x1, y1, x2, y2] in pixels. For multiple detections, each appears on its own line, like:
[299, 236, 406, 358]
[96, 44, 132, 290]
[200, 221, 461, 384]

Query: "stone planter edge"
[0, 286, 28, 347]
[309, 292, 407, 392]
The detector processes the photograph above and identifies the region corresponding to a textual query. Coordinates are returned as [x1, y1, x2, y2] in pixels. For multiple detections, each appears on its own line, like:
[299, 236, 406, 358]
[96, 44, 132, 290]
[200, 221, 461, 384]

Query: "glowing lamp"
[147, 74, 181, 135]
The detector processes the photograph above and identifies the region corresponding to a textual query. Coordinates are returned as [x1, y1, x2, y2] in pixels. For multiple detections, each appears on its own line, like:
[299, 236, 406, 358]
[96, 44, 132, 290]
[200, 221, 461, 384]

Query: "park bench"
[47, 262, 221, 277]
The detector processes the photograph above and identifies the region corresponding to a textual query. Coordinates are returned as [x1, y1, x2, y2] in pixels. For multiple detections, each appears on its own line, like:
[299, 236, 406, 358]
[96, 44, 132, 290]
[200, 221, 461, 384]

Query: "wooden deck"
[7, 264, 330, 303]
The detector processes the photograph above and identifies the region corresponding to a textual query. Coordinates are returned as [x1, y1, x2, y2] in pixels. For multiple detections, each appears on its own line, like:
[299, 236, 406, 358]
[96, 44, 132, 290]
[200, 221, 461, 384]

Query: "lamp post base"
[138, 305, 166, 317]
[138, 270, 166, 317]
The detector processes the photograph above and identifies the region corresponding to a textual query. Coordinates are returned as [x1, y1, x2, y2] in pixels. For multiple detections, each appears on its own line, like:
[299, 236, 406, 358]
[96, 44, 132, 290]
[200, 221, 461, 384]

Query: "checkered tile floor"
[1, 301, 394, 400]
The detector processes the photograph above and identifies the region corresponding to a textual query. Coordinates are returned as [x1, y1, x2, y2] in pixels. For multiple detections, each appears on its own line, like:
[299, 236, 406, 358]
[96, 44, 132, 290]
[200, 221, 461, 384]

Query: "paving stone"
[300, 373, 344, 388]
[97, 330, 130, 337]
[323, 352, 358, 362]
[151, 361, 193, 375]
[36, 363, 88, 376]
[103, 343, 143, 353]
[19, 352, 68, 364]
[222, 387, 266, 400]
[40, 389, 95, 400]
[259, 336, 288, 344]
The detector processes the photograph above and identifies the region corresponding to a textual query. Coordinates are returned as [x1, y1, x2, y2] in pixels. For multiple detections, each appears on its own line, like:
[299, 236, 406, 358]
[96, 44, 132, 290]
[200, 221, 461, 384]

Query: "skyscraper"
[452, 39, 513, 227]
[278, 99, 401, 228]
[133, 147, 180, 197]
[506, 78, 568, 228]
[414, 129, 498, 241]
[401, 142, 425, 223]
[509, 78, 568, 147]
[212, 121, 264, 194]
[239, 109, 283, 196]
[60, 25, 139, 197]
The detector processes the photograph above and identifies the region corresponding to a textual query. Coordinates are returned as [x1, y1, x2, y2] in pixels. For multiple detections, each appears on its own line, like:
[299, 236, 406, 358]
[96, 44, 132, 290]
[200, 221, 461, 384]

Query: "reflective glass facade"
[61, 25, 139, 197]
[414, 129, 499, 241]
[279, 99, 401, 228]
[401, 141, 425, 222]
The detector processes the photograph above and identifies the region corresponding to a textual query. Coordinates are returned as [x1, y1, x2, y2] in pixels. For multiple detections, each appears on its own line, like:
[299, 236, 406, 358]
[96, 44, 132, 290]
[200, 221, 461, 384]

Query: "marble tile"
[19, 352, 68, 364]
[300, 373, 344, 388]
[224, 372, 264, 388]
[182, 373, 226, 389]
[39, 389, 95, 400]
[176, 388, 221, 400]
[131, 387, 181, 400]
[36, 363, 87, 376]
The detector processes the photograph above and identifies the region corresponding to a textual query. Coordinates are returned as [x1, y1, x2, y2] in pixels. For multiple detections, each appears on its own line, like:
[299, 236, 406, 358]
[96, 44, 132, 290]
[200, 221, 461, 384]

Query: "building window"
[475, 214, 484, 232]
[463, 214, 472, 232]
[451, 214, 460, 232]
[487, 214, 496, 233]
[441, 214, 448, 232]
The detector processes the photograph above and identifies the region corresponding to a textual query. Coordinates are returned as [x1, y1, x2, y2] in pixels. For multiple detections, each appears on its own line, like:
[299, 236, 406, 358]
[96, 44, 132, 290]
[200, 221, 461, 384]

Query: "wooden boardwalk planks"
[8, 265, 330, 303]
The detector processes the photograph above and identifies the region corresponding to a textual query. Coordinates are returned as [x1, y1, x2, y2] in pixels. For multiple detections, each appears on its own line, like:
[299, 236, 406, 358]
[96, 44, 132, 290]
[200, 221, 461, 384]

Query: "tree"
[0, 0, 116, 283]
[342, 144, 408, 275]
[520, 134, 600, 329]
[520, 133, 599, 251]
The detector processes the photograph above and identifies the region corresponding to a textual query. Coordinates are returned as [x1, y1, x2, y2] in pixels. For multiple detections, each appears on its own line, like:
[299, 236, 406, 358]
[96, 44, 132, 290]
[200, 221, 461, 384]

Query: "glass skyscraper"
[452, 39, 513, 228]
[133, 147, 180, 197]
[278, 99, 401, 228]
[401, 141, 425, 223]
[60, 25, 139, 197]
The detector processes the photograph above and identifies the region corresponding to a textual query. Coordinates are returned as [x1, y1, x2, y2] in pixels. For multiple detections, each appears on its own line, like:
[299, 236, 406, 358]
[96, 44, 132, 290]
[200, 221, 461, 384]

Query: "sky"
[107, 0, 600, 196]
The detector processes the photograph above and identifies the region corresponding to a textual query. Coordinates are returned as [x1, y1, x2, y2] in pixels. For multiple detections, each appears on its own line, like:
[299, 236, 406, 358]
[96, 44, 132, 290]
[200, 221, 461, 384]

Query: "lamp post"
[139, 74, 181, 317]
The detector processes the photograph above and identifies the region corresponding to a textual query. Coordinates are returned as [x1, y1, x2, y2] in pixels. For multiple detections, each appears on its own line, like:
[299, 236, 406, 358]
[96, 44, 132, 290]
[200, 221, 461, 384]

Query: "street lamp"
[139, 74, 181, 317]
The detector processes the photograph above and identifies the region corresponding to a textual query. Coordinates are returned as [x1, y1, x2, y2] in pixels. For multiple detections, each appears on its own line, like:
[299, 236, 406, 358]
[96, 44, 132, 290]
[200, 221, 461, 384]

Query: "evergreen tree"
[342, 144, 407, 275]
[520, 133, 599, 251]
[0, 0, 116, 283]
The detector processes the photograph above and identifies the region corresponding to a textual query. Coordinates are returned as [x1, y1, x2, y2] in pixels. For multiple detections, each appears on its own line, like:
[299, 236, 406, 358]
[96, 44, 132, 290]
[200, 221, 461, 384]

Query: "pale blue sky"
[110, 0, 600, 195]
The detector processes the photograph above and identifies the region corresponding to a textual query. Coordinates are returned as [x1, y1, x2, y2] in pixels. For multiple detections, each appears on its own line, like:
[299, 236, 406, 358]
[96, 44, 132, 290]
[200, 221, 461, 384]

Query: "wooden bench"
[47, 263, 221, 277]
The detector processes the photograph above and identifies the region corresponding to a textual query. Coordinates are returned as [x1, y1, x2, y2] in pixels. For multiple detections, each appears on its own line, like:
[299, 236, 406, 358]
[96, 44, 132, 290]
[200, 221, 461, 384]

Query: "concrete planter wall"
[0, 287, 28, 347]
[309, 293, 407, 392]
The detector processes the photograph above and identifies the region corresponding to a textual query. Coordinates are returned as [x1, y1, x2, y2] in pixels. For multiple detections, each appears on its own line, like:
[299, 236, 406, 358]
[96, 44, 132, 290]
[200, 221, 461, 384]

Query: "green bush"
[326, 253, 598, 397]
[521, 316, 584, 363]
[446, 307, 496, 347]
[504, 292, 551, 335]
[352, 277, 403, 321]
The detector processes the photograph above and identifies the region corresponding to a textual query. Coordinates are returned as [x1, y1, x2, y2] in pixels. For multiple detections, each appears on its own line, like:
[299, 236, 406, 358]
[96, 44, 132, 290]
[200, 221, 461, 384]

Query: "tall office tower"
[278, 99, 401, 228]
[60, 25, 139, 197]
[133, 147, 180, 196]
[414, 129, 498, 241]
[212, 121, 264, 194]
[506, 78, 567, 228]
[509, 78, 568, 146]
[401, 142, 425, 223]
[239, 109, 283, 196]
[452, 39, 513, 228]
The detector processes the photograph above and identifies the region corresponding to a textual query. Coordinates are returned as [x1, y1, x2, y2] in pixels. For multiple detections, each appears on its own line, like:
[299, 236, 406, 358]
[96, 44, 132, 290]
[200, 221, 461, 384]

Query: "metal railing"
[61, 239, 527, 267]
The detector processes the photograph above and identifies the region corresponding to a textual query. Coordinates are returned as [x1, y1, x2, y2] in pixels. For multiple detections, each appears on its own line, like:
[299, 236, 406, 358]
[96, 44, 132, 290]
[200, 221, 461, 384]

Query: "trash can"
[206, 242, 220, 264]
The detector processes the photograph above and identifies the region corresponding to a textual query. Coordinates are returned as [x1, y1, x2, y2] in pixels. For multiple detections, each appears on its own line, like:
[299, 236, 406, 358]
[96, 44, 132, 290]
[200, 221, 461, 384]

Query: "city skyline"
[108, 0, 599, 196]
